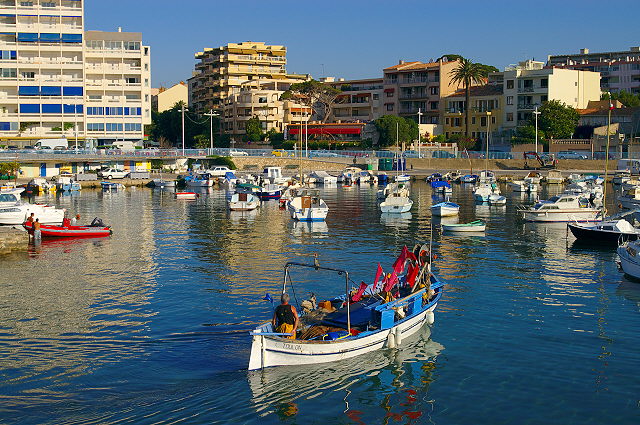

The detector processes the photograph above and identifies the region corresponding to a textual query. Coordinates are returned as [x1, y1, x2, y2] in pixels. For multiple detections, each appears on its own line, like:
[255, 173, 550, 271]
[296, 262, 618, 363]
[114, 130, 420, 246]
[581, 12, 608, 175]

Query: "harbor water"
[0, 182, 638, 424]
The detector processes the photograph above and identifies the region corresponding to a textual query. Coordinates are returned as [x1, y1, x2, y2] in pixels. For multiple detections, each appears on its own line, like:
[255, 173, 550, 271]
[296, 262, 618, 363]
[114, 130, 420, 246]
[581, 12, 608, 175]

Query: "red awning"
[289, 127, 362, 135]
[383, 88, 394, 93]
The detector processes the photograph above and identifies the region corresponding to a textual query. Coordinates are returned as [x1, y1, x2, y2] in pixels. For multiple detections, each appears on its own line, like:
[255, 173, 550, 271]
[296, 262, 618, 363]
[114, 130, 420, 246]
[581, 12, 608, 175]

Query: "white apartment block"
[0, 0, 150, 145]
[489, 60, 601, 133]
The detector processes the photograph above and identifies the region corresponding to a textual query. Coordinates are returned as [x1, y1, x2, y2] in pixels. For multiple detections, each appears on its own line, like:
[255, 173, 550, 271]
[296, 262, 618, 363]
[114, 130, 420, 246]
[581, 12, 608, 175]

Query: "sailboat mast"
[603, 96, 612, 215]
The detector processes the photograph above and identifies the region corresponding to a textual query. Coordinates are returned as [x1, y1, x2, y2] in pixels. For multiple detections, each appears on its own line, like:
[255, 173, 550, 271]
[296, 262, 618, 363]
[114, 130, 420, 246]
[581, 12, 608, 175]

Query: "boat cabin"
[263, 167, 283, 181]
[534, 194, 589, 210]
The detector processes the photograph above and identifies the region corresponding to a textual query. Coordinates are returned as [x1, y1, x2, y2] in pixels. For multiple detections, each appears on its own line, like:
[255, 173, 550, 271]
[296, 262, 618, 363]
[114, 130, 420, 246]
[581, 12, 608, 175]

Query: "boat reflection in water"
[248, 323, 443, 421]
[228, 208, 259, 223]
[289, 220, 329, 236]
[380, 212, 412, 228]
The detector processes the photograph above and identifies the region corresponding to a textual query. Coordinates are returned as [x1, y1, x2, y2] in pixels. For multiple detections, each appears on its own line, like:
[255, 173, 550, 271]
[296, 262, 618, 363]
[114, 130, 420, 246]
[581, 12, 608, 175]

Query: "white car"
[229, 150, 249, 156]
[208, 166, 232, 177]
[98, 168, 129, 179]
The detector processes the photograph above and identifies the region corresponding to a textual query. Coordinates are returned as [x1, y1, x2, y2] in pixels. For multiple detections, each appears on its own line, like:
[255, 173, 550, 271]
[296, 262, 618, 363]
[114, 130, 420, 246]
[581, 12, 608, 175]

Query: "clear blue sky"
[85, 0, 640, 88]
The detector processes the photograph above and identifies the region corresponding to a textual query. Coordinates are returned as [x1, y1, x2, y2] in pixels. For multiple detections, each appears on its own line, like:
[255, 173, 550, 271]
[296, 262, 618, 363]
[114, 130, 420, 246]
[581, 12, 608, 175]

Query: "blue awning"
[17, 32, 38, 42]
[40, 33, 61, 42]
[40, 86, 62, 96]
[19, 104, 40, 113]
[18, 86, 39, 96]
[42, 103, 62, 114]
[61, 33, 82, 43]
[63, 86, 82, 96]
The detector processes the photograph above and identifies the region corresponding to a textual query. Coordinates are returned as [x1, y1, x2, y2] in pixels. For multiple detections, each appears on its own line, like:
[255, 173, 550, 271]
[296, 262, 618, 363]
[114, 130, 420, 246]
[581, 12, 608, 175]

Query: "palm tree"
[449, 58, 486, 139]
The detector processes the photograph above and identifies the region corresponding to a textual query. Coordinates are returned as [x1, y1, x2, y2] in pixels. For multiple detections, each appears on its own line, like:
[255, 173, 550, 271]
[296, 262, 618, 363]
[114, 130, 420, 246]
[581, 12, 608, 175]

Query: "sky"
[85, 0, 640, 88]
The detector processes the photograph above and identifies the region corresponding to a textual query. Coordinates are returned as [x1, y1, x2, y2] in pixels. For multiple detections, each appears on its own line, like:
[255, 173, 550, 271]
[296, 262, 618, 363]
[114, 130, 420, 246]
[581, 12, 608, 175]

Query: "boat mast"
[603, 95, 612, 216]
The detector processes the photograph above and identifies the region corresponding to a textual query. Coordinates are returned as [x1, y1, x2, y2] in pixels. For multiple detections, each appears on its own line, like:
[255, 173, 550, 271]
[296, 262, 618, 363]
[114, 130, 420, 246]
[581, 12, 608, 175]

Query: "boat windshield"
[548, 196, 560, 203]
[0, 194, 18, 203]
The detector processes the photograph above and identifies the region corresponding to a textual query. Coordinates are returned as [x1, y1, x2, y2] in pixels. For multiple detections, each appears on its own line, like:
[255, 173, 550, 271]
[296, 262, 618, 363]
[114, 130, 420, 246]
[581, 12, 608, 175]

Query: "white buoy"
[426, 311, 435, 325]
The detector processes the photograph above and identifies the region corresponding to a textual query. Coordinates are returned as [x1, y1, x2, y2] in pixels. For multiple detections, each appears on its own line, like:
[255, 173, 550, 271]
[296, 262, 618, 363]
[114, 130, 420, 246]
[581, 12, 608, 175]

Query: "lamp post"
[533, 106, 541, 154]
[417, 107, 423, 157]
[486, 110, 492, 163]
[181, 103, 187, 155]
[203, 109, 219, 150]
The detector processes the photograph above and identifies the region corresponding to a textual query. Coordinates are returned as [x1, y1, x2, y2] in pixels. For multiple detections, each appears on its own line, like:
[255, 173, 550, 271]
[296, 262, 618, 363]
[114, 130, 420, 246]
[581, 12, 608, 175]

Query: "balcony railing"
[517, 85, 547, 93]
[399, 92, 428, 100]
[517, 103, 536, 110]
[401, 77, 428, 84]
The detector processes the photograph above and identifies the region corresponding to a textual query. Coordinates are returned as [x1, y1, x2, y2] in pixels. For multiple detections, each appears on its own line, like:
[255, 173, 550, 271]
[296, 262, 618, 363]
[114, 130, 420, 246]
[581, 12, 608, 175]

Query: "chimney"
[117, 26, 122, 32]
[399, 60, 405, 65]
[580, 48, 589, 55]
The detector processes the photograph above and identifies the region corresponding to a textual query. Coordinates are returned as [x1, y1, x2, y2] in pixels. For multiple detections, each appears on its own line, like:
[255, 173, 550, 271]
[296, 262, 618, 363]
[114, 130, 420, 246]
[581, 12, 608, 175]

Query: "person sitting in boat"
[272, 293, 299, 340]
[70, 214, 80, 225]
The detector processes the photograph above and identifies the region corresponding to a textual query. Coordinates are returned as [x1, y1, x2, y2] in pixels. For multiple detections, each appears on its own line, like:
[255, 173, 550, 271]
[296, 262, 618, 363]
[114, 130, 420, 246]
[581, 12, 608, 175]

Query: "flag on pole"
[373, 263, 383, 290]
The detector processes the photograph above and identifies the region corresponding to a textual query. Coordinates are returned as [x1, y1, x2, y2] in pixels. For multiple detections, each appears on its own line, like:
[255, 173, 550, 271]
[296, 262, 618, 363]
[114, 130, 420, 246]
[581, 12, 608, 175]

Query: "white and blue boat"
[461, 174, 479, 184]
[248, 244, 444, 370]
[431, 180, 452, 195]
[431, 201, 460, 217]
[288, 189, 329, 222]
[56, 176, 81, 191]
[184, 173, 214, 187]
[257, 183, 282, 200]
[101, 181, 124, 191]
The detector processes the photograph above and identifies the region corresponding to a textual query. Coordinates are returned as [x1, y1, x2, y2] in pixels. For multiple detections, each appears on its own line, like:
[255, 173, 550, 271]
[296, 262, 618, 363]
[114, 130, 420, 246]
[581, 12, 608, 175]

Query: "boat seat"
[321, 298, 380, 329]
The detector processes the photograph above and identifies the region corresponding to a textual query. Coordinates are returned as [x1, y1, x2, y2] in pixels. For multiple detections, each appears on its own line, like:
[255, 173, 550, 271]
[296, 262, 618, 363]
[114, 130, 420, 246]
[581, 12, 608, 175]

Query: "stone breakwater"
[0, 226, 28, 255]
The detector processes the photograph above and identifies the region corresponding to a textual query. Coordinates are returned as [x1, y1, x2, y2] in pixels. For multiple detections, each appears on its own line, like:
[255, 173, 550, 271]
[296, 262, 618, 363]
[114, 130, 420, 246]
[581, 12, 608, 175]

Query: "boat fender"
[387, 331, 396, 349]
[426, 311, 435, 325]
[395, 326, 402, 346]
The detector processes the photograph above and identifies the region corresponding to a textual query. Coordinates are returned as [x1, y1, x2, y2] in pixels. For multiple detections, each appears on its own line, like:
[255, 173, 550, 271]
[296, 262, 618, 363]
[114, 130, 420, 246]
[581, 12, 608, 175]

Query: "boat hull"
[618, 243, 640, 279]
[442, 223, 486, 232]
[568, 223, 639, 244]
[521, 210, 601, 222]
[431, 206, 459, 217]
[248, 298, 439, 370]
[256, 190, 281, 200]
[23, 222, 111, 238]
[0, 206, 65, 225]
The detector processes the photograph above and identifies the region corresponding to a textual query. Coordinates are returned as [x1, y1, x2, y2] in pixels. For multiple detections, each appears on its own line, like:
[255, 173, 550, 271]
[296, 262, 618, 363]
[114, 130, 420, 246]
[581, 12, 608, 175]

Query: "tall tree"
[245, 116, 263, 143]
[373, 115, 418, 147]
[149, 101, 217, 148]
[532, 100, 579, 139]
[281, 80, 341, 123]
[449, 59, 487, 139]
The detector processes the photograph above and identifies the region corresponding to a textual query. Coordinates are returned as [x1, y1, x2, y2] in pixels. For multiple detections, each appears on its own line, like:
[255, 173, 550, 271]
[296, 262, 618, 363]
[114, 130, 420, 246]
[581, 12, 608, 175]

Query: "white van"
[617, 159, 640, 175]
[34, 138, 68, 150]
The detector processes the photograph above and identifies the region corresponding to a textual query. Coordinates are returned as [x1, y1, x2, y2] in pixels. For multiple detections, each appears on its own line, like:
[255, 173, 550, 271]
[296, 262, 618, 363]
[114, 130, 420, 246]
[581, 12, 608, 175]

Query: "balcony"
[399, 92, 427, 100]
[517, 103, 536, 110]
[517, 85, 547, 93]
[401, 77, 428, 84]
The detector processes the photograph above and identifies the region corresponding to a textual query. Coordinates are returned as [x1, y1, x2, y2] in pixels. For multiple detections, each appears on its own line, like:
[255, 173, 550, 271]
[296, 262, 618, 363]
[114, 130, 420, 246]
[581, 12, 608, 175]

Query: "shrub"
[206, 155, 236, 169]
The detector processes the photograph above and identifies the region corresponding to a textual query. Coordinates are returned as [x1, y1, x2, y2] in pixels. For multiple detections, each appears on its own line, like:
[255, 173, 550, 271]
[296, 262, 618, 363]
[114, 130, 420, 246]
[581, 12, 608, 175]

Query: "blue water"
[0, 182, 639, 424]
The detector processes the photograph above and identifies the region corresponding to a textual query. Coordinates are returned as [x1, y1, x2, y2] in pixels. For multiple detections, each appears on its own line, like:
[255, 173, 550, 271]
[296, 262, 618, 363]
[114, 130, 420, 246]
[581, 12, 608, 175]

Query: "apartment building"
[442, 84, 503, 141]
[548, 47, 640, 94]
[190, 41, 308, 113]
[325, 77, 384, 123]
[153, 81, 187, 112]
[0, 1, 150, 144]
[489, 60, 601, 135]
[382, 58, 461, 124]
[221, 80, 311, 136]
[84, 30, 151, 142]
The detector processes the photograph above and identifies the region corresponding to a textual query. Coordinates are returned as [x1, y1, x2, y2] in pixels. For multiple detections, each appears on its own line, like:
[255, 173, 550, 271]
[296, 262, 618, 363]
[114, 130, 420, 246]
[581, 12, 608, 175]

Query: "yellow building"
[189, 41, 308, 113]
[154, 82, 188, 112]
[443, 84, 504, 142]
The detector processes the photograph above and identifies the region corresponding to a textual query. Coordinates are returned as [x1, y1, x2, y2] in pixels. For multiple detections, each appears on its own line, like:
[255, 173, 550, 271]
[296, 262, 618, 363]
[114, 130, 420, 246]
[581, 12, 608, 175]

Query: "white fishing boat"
[509, 180, 537, 193]
[442, 219, 486, 232]
[0, 188, 65, 225]
[337, 167, 361, 183]
[618, 186, 640, 209]
[56, 176, 81, 191]
[612, 170, 631, 185]
[248, 245, 444, 370]
[229, 192, 260, 211]
[617, 239, 640, 279]
[524, 171, 542, 185]
[25, 178, 56, 195]
[185, 172, 214, 187]
[309, 170, 337, 185]
[395, 174, 411, 182]
[478, 170, 496, 183]
[519, 193, 602, 222]
[379, 193, 413, 213]
[377, 182, 409, 200]
[288, 189, 329, 222]
[431, 201, 460, 217]
[263, 167, 288, 185]
[150, 178, 176, 188]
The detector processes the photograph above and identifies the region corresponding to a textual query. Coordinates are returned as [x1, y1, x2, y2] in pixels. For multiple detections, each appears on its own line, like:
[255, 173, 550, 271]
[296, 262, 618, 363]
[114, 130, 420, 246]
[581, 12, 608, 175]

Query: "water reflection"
[380, 212, 412, 228]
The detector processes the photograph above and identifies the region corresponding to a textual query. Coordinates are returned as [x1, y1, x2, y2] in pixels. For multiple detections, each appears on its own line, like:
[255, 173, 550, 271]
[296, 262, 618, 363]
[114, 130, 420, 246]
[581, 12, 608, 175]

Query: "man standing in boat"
[272, 293, 299, 339]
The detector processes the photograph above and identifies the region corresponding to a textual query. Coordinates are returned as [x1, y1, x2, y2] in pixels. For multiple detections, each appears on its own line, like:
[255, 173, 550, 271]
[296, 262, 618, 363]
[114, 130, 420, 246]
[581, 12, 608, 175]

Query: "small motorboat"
[431, 201, 460, 217]
[150, 178, 176, 188]
[617, 239, 640, 279]
[256, 183, 282, 200]
[461, 174, 479, 184]
[229, 192, 260, 211]
[23, 218, 112, 238]
[442, 220, 486, 232]
[519, 193, 601, 222]
[395, 174, 411, 183]
[568, 219, 640, 244]
[431, 180, 452, 195]
[175, 192, 199, 200]
[474, 183, 499, 202]
[380, 194, 413, 213]
[488, 194, 507, 205]
[101, 181, 124, 190]
[288, 190, 329, 222]
[57, 176, 81, 191]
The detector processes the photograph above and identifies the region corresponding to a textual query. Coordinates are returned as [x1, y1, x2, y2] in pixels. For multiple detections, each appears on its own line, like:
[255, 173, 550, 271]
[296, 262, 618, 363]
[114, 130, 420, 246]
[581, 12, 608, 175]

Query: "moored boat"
[442, 219, 486, 232]
[519, 193, 602, 222]
[568, 219, 640, 244]
[256, 183, 282, 200]
[431, 201, 460, 217]
[288, 189, 329, 222]
[379, 193, 413, 213]
[488, 194, 507, 205]
[229, 192, 260, 211]
[175, 192, 198, 200]
[248, 244, 444, 370]
[23, 219, 112, 238]
[617, 239, 640, 279]
[0, 188, 65, 225]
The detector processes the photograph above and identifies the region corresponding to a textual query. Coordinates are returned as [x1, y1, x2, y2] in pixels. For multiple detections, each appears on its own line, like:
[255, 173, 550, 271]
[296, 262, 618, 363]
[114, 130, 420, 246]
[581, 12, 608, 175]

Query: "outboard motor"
[90, 217, 105, 227]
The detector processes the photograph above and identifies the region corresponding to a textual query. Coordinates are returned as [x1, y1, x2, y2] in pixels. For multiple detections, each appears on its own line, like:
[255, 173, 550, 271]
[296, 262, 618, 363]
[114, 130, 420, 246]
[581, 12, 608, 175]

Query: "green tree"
[449, 58, 488, 139]
[447, 133, 477, 150]
[193, 134, 210, 149]
[607, 90, 640, 108]
[373, 115, 418, 147]
[281, 79, 341, 123]
[150, 101, 218, 148]
[245, 116, 263, 142]
[533, 100, 578, 139]
[512, 125, 546, 145]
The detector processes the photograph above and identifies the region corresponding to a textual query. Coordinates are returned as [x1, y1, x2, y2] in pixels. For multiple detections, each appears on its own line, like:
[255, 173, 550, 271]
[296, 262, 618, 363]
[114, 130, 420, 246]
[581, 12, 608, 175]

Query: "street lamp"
[417, 107, 423, 157]
[486, 110, 492, 161]
[181, 103, 188, 155]
[203, 109, 219, 150]
[533, 106, 541, 154]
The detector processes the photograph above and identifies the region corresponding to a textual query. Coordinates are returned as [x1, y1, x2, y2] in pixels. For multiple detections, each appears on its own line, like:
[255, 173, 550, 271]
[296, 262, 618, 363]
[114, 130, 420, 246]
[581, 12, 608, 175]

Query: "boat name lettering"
[283, 343, 304, 351]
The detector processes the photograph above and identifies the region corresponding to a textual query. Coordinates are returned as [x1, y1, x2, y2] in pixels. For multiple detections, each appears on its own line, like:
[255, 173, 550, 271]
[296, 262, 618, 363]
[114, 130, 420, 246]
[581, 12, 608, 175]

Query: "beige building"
[153, 82, 188, 112]
[382, 58, 462, 124]
[325, 77, 384, 123]
[221, 80, 311, 136]
[190, 41, 308, 113]
[489, 60, 601, 136]
[443, 84, 504, 142]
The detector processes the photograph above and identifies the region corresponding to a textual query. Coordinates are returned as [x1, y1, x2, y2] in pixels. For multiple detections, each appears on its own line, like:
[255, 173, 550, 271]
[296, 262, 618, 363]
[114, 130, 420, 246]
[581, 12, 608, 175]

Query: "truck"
[34, 138, 68, 150]
[112, 141, 138, 150]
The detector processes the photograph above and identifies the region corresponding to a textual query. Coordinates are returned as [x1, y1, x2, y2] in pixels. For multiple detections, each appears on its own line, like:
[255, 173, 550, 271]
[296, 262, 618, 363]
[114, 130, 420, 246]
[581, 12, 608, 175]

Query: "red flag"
[351, 281, 368, 303]
[392, 246, 409, 274]
[610, 102, 614, 110]
[407, 251, 418, 263]
[373, 263, 383, 290]
[383, 271, 398, 292]
[407, 263, 420, 288]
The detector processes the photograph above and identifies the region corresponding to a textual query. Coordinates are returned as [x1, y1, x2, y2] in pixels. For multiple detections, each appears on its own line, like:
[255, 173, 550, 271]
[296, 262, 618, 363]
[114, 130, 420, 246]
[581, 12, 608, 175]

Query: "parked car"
[557, 151, 588, 160]
[593, 151, 616, 160]
[271, 149, 293, 157]
[309, 150, 340, 157]
[229, 149, 249, 156]
[488, 152, 514, 159]
[97, 168, 129, 179]
[208, 166, 232, 177]
[432, 150, 456, 158]
[402, 150, 425, 158]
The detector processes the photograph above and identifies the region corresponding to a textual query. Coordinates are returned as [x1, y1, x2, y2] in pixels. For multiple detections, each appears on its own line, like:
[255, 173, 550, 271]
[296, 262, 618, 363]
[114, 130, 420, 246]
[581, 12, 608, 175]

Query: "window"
[21, 71, 34, 80]
[105, 41, 121, 50]
[144, 63, 148, 71]
[86, 40, 102, 50]
[87, 123, 104, 131]
[106, 123, 123, 132]
[373, 94, 379, 100]
[41, 1, 55, 7]
[144, 79, 149, 87]
[471, 117, 476, 125]
[144, 94, 149, 102]
[480, 116, 487, 127]
[540, 78, 548, 88]
[506, 80, 514, 89]
[507, 113, 513, 122]
[541, 95, 548, 102]
[88, 94, 102, 100]
[124, 123, 141, 131]
[506, 96, 513, 105]
[430, 86, 439, 95]
[1, 68, 16, 78]
[0, 51, 17, 60]
[491, 116, 496, 124]
[386, 91, 393, 97]
[445, 118, 449, 125]
[20, 1, 33, 6]
[454, 117, 461, 127]
[87, 107, 104, 115]
[125, 77, 139, 84]
[123, 41, 140, 51]
[386, 104, 394, 111]
[258, 96, 267, 103]
[429, 101, 438, 110]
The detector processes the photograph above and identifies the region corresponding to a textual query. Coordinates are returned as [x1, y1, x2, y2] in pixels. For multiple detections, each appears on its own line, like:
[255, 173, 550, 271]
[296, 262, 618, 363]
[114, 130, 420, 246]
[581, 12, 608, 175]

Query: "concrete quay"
[0, 226, 28, 255]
